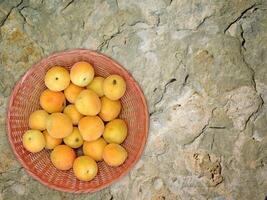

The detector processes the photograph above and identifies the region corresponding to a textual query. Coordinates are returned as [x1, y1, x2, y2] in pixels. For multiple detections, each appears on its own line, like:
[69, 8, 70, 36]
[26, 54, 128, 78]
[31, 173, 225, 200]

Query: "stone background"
[0, 0, 267, 199]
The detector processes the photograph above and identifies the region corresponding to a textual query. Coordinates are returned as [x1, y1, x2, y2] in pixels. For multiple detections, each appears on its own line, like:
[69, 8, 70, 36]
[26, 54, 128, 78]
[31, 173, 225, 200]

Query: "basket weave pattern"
[6, 49, 149, 193]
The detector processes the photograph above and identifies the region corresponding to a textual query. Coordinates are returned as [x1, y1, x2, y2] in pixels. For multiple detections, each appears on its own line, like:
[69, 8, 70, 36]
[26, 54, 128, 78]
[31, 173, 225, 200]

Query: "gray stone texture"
[0, 0, 267, 199]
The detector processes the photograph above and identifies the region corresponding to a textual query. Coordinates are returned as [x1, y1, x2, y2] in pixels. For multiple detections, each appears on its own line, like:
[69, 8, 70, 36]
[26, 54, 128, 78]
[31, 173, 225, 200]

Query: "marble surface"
[0, 0, 267, 199]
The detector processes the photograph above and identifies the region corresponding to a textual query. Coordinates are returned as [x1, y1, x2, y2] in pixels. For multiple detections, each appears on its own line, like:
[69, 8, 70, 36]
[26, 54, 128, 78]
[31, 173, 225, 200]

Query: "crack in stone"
[97, 18, 158, 52]
[149, 111, 156, 116]
[114, 0, 119, 9]
[235, 15, 258, 96]
[174, 15, 213, 32]
[168, 0, 174, 7]
[240, 25, 246, 50]
[129, 20, 147, 27]
[154, 78, 177, 107]
[18, 7, 30, 27]
[242, 45, 257, 92]
[97, 29, 122, 52]
[224, 3, 258, 33]
[153, 13, 161, 27]
[209, 126, 226, 129]
[183, 74, 189, 87]
[187, 122, 209, 145]
[184, 107, 217, 146]
[0, 9, 12, 26]
[81, 19, 85, 29]
[0, 0, 24, 27]
[1, 181, 16, 193]
[232, 4, 266, 131]
[61, 0, 75, 12]
[244, 94, 264, 130]
[97, 22, 129, 51]
[210, 133, 215, 150]
[222, 2, 266, 129]
[10, 3, 45, 55]
[195, 15, 213, 30]
[99, 20, 155, 52]
[152, 61, 187, 112]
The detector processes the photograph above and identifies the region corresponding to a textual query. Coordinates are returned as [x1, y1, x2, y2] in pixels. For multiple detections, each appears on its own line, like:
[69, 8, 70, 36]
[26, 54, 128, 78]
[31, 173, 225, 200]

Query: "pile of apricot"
[22, 61, 128, 181]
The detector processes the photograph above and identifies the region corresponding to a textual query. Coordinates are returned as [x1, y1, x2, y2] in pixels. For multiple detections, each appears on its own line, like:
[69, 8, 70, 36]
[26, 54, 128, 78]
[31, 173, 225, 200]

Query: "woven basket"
[6, 49, 149, 193]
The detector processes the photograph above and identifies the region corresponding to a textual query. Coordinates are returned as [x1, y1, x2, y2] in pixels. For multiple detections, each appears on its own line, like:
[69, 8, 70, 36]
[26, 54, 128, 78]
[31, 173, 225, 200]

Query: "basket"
[6, 49, 149, 193]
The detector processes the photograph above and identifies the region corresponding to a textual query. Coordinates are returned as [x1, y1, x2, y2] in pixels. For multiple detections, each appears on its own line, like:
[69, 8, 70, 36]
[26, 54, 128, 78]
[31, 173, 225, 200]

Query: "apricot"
[63, 127, 83, 148]
[70, 61, 94, 87]
[87, 76, 104, 97]
[103, 119, 127, 144]
[78, 116, 104, 142]
[63, 104, 83, 125]
[73, 156, 98, 181]
[75, 89, 101, 116]
[103, 75, 126, 100]
[40, 89, 66, 113]
[43, 130, 62, 150]
[99, 96, 121, 122]
[50, 145, 76, 170]
[83, 138, 107, 161]
[28, 109, 49, 131]
[64, 83, 84, 104]
[45, 66, 70, 91]
[46, 113, 73, 139]
[22, 130, 45, 153]
[103, 143, 128, 167]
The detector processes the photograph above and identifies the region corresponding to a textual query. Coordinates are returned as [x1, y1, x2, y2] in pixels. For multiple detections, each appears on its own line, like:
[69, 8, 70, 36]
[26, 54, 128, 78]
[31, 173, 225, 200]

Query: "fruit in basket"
[83, 138, 107, 161]
[43, 130, 62, 149]
[99, 96, 121, 122]
[45, 66, 70, 91]
[103, 119, 127, 144]
[22, 130, 46, 153]
[22, 59, 132, 183]
[78, 116, 104, 142]
[63, 127, 83, 148]
[75, 89, 101, 116]
[73, 156, 98, 181]
[46, 113, 73, 138]
[40, 89, 66, 113]
[64, 83, 84, 103]
[28, 109, 49, 131]
[103, 75, 126, 100]
[103, 143, 128, 167]
[70, 61, 94, 87]
[87, 76, 105, 97]
[63, 104, 83, 125]
[51, 145, 76, 170]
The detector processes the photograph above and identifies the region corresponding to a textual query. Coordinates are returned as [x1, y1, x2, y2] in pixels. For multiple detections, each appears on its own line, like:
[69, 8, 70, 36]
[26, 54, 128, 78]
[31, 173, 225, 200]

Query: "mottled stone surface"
[0, 0, 267, 199]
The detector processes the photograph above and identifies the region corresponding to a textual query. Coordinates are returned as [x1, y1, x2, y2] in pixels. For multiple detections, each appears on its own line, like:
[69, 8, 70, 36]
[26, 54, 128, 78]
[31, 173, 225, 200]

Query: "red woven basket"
[6, 49, 149, 193]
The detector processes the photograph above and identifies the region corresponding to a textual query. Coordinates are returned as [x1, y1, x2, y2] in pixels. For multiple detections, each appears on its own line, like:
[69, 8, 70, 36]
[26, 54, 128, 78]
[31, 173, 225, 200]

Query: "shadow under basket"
[6, 49, 149, 193]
